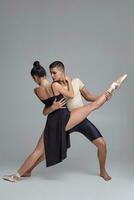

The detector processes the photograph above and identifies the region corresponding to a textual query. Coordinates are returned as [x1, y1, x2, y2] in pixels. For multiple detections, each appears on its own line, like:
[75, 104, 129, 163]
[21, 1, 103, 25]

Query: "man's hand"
[52, 98, 66, 110]
[43, 97, 66, 116]
[104, 91, 112, 101]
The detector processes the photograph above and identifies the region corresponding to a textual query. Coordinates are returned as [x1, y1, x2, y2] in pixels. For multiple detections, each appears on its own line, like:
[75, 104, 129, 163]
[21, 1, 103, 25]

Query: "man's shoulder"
[72, 78, 85, 90]
[72, 77, 82, 82]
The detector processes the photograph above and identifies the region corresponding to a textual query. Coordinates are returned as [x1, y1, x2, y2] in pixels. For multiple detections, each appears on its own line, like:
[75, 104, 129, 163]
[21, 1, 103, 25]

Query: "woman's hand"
[65, 75, 72, 83]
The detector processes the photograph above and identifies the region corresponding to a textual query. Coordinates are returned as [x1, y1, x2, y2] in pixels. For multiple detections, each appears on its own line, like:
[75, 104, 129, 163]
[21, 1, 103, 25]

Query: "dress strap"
[51, 82, 56, 97]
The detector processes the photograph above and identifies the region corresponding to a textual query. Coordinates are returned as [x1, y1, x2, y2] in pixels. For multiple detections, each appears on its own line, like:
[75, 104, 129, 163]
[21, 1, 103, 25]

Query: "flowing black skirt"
[44, 108, 71, 167]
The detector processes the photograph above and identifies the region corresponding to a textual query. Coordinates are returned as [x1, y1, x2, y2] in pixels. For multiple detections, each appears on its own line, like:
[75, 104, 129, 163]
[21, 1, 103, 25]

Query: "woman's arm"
[53, 77, 74, 98]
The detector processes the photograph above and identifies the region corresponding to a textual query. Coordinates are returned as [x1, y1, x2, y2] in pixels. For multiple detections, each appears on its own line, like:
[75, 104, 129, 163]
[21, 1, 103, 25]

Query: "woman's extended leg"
[65, 73, 128, 131]
[65, 91, 109, 131]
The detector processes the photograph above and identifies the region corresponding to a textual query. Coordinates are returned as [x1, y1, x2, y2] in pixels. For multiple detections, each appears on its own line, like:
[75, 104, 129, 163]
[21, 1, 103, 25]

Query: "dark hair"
[49, 61, 65, 71]
[31, 61, 47, 77]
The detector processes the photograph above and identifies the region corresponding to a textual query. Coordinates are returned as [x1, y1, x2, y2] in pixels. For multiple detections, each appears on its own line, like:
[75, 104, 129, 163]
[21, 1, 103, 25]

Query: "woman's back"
[34, 83, 60, 101]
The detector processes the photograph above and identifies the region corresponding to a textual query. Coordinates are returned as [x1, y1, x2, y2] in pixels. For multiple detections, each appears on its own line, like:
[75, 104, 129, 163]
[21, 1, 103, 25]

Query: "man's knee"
[93, 138, 106, 149]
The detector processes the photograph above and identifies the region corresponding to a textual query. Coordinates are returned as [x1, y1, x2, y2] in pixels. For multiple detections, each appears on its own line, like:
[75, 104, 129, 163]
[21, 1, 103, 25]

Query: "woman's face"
[50, 67, 64, 82]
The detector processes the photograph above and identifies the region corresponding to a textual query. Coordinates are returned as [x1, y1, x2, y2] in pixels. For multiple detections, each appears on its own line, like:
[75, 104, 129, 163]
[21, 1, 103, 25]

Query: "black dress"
[36, 84, 71, 167]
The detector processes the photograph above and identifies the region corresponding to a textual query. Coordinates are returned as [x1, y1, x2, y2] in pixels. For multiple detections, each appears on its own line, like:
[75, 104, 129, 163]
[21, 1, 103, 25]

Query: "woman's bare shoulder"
[34, 86, 46, 97]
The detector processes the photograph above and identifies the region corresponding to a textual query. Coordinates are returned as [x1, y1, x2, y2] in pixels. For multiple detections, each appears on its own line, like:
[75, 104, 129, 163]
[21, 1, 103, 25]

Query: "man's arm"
[43, 98, 66, 116]
[80, 86, 99, 102]
[80, 87, 112, 102]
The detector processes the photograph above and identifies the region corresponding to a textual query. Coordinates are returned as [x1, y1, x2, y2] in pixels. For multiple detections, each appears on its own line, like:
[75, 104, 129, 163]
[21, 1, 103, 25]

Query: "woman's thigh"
[65, 104, 95, 131]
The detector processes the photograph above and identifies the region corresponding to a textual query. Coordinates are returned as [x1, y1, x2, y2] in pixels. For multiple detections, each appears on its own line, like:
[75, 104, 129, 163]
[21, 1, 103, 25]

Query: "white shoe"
[2, 173, 21, 183]
[110, 74, 127, 90]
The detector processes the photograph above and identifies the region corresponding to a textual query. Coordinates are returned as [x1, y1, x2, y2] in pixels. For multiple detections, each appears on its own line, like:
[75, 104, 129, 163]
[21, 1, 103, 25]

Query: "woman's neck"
[39, 78, 49, 86]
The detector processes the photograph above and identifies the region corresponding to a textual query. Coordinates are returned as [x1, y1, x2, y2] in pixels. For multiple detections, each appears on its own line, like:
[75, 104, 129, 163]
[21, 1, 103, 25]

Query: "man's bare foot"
[100, 170, 112, 181]
[21, 172, 31, 177]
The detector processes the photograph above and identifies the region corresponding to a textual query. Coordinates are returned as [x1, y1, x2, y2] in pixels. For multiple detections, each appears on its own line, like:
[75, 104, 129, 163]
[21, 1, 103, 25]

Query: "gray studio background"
[0, 0, 133, 200]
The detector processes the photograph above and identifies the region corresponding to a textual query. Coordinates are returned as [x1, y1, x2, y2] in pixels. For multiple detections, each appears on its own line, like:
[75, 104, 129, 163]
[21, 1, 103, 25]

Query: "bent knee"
[98, 139, 106, 148]
[94, 138, 106, 148]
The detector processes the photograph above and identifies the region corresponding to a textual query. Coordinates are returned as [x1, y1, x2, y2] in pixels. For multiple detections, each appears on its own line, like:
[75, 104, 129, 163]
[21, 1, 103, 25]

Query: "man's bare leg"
[92, 137, 111, 181]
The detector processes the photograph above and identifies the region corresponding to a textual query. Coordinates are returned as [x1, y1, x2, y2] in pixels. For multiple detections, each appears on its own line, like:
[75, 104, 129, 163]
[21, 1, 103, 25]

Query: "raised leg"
[65, 73, 127, 131]
[65, 91, 108, 131]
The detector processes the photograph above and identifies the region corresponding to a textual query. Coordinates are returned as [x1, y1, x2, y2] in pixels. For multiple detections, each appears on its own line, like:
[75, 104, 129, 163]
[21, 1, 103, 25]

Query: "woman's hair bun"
[31, 60, 46, 77]
[33, 61, 40, 69]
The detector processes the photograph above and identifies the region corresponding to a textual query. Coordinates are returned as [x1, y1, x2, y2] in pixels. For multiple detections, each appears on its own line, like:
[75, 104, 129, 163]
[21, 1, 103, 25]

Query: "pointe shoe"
[110, 74, 127, 91]
[2, 172, 21, 183]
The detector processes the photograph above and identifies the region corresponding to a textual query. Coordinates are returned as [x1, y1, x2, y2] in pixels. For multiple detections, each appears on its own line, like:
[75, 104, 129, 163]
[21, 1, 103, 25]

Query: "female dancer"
[3, 61, 127, 182]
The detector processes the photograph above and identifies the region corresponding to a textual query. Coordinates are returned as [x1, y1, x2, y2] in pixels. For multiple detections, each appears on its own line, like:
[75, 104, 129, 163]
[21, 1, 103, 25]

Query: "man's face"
[50, 67, 64, 81]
